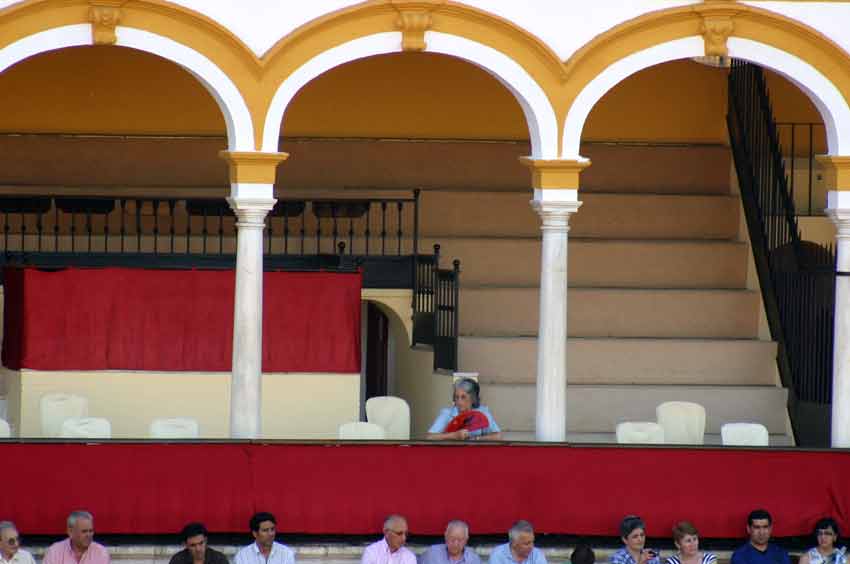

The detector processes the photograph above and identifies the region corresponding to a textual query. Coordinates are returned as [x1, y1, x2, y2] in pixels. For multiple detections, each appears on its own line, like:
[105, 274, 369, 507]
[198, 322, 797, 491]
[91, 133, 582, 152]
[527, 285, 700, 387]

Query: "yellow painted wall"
[0, 47, 825, 144]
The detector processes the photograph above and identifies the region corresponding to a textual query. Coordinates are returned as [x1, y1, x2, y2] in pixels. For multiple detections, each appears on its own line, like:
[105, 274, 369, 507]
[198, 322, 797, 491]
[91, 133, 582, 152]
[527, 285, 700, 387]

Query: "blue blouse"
[428, 405, 501, 436]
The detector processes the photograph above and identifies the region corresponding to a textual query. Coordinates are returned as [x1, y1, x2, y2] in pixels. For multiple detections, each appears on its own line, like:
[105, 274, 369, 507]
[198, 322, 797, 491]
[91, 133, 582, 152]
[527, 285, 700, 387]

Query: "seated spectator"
[169, 523, 228, 564]
[0, 521, 35, 564]
[610, 515, 660, 564]
[427, 378, 501, 441]
[798, 518, 846, 564]
[571, 545, 595, 564]
[730, 510, 789, 564]
[362, 515, 416, 564]
[420, 520, 481, 564]
[43, 510, 110, 564]
[489, 520, 547, 564]
[234, 512, 295, 564]
[666, 522, 717, 564]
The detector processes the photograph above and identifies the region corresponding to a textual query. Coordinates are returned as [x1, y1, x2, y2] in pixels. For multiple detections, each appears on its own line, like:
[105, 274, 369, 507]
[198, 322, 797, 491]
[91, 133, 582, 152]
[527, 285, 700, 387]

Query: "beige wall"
[799, 216, 836, 247]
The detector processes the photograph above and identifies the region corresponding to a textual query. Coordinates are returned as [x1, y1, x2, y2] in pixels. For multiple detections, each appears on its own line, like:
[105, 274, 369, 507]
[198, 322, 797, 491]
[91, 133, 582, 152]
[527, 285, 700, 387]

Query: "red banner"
[2, 267, 361, 372]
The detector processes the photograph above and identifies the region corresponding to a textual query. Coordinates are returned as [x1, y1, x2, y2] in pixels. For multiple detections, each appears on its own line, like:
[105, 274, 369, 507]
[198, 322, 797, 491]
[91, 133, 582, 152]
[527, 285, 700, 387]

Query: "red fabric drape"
[2, 267, 360, 372]
[3, 443, 849, 537]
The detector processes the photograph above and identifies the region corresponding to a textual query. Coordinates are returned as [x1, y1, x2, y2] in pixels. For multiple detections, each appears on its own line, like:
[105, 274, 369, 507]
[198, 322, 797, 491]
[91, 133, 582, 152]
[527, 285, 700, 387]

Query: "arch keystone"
[700, 14, 735, 58]
[88, 0, 124, 45]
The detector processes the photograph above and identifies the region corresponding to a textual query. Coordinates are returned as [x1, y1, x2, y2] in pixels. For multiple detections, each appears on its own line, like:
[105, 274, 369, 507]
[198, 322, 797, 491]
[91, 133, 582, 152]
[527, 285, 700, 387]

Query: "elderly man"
[420, 520, 481, 564]
[0, 521, 35, 564]
[489, 521, 547, 564]
[362, 515, 416, 564]
[169, 523, 228, 564]
[43, 511, 109, 564]
[234, 512, 295, 564]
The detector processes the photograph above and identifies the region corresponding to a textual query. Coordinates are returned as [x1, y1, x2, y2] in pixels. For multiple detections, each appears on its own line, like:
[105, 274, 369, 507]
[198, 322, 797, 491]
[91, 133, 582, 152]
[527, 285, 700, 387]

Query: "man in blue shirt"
[419, 520, 481, 564]
[731, 510, 790, 564]
[488, 521, 547, 564]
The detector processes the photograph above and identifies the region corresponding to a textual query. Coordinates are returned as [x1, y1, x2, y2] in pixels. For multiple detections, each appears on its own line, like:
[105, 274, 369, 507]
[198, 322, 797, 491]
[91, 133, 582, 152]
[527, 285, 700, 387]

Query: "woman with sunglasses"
[799, 518, 847, 564]
[426, 378, 502, 440]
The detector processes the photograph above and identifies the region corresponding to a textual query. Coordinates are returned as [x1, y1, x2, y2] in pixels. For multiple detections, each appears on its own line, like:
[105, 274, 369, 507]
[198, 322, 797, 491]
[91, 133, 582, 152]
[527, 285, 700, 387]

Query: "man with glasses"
[169, 523, 228, 564]
[43, 510, 109, 564]
[362, 515, 416, 564]
[0, 522, 34, 564]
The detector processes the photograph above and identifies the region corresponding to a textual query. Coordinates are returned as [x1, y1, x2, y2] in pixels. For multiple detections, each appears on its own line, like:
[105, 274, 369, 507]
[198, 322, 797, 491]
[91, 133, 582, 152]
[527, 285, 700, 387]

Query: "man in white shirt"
[0, 522, 35, 564]
[234, 512, 295, 564]
[362, 515, 416, 564]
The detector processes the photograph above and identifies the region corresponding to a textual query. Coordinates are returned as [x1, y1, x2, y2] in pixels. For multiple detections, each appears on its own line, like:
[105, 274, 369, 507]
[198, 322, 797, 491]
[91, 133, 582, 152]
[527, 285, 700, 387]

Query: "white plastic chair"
[365, 396, 411, 440]
[616, 422, 665, 444]
[721, 422, 769, 446]
[60, 417, 111, 439]
[338, 421, 386, 440]
[149, 418, 200, 439]
[656, 401, 706, 445]
[40, 393, 89, 437]
[0, 419, 10, 438]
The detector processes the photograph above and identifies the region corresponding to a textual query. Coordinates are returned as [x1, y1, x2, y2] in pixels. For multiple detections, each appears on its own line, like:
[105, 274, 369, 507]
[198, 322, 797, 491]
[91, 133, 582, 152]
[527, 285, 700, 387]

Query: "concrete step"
[459, 336, 778, 386]
[425, 237, 750, 288]
[460, 287, 761, 338]
[483, 384, 789, 435]
[500, 430, 795, 447]
[420, 191, 740, 240]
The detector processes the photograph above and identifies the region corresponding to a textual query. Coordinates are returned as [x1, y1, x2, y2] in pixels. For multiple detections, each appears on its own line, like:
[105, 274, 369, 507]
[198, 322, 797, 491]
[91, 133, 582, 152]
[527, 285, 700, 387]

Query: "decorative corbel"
[700, 15, 735, 58]
[395, 9, 432, 51]
[88, 1, 125, 46]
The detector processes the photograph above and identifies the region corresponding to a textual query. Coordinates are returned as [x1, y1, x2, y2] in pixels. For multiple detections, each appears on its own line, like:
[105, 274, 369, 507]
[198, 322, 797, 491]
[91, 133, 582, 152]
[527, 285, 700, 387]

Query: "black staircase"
[412, 243, 460, 371]
[727, 60, 836, 446]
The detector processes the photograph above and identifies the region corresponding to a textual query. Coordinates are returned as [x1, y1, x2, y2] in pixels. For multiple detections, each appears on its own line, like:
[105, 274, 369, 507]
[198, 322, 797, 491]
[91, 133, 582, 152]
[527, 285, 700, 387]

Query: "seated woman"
[799, 518, 847, 564]
[426, 378, 501, 440]
[666, 522, 717, 564]
[610, 515, 660, 564]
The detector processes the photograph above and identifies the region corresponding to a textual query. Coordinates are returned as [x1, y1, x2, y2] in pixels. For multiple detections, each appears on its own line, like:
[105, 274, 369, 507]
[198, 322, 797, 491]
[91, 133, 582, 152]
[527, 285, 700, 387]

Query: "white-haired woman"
[426, 378, 501, 440]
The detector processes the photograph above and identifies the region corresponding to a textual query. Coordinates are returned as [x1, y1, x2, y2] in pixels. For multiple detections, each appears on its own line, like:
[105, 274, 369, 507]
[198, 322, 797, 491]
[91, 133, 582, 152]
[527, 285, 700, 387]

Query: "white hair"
[67, 511, 93, 529]
[445, 520, 469, 537]
[509, 520, 534, 543]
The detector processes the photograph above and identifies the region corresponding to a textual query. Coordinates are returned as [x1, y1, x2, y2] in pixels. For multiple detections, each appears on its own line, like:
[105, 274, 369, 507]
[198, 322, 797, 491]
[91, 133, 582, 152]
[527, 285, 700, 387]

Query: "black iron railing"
[727, 60, 836, 445]
[412, 244, 460, 371]
[776, 122, 827, 216]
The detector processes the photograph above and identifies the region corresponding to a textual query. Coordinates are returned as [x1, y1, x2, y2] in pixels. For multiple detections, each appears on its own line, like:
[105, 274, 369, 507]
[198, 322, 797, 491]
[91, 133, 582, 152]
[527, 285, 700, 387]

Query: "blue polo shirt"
[730, 543, 790, 564]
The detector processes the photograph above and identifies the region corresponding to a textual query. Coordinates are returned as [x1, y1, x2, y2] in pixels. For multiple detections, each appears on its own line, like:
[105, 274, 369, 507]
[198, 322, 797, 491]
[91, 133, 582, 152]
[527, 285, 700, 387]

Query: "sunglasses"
[4, 537, 18, 546]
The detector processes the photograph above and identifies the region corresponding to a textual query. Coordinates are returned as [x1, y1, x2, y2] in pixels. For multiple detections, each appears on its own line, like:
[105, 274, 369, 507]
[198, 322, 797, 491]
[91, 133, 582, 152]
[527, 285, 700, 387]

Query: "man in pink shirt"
[362, 515, 416, 564]
[43, 511, 110, 564]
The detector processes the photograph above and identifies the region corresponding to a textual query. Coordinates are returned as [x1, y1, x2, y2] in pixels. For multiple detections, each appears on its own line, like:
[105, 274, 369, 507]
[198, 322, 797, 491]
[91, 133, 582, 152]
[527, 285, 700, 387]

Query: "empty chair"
[60, 417, 111, 439]
[616, 422, 665, 444]
[656, 401, 706, 445]
[149, 418, 200, 439]
[721, 422, 769, 446]
[40, 393, 89, 437]
[0, 397, 7, 421]
[0, 419, 10, 438]
[338, 421, 386, 440]
[365, 396, 411, 440]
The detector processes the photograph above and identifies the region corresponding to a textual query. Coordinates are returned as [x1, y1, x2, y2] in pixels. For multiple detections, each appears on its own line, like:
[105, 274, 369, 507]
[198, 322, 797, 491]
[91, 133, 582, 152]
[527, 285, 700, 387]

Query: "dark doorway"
[365, 302, 389, 400]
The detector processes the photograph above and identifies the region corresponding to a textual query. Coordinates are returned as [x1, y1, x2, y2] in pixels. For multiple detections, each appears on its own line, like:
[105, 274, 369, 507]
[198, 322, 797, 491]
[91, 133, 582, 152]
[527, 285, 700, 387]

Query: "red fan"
[444, 410, 491, 433]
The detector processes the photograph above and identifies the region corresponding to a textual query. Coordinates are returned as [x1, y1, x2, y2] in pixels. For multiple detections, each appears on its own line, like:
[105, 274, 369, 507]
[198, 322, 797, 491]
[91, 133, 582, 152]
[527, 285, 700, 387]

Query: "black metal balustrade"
[776, 122, 827, 216]
[727, 60, 836, 446]
[0, 189, 460, 370]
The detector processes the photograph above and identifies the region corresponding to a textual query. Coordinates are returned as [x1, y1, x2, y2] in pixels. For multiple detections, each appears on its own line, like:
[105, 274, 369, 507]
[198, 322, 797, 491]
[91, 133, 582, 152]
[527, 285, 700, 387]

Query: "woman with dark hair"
[610, 515, 660, 564]
[426, 378, 501, 440]
[799, 518, 847, 564]
[666, 522, 717, 564]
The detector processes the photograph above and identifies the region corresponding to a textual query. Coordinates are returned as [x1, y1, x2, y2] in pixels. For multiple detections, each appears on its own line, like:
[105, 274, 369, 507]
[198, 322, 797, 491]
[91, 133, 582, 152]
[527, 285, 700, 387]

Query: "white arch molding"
[0, 24, 254, 151]
[262, 31, 559, 159]
[562, 35, 850, 159]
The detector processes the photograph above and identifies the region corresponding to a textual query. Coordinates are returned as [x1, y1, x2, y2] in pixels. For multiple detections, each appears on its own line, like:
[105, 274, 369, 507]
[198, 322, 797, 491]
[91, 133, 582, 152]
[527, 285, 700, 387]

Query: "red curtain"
[3, 443, 849, 537]
[2, 268, 361, 372]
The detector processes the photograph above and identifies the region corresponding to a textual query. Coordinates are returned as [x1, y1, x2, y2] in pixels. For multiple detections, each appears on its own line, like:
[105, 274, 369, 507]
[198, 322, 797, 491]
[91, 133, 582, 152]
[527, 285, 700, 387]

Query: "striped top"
[666, 554, 718, 564]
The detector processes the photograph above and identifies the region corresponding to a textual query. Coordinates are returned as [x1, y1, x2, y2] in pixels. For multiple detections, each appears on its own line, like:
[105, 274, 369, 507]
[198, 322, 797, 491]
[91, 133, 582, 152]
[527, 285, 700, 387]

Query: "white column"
[530, 192, 581, 442]
[228, 194, 276, 439]
[826, 191, 850, 447]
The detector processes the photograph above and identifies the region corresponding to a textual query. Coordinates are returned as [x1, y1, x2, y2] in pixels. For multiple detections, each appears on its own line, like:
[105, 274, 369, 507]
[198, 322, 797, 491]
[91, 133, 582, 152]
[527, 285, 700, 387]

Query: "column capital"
[219, 151, 289, 185]
[227, 197, 276, 228]
[519, 157, 591, 190]
[826, 191, 850, 236]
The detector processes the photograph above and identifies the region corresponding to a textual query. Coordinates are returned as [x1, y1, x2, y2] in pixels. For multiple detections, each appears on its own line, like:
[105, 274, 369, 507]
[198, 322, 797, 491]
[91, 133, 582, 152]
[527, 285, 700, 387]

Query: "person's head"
[813, 518, 840, 551]
[0, 521, 19, 560]
[444, 520, 469, 558]
[180, 522, 209, 561]
[67, 511, 94, 552]
[383, 515, 409, 553]
[672, 522, 700, 556]
[508, 521, 535, 560]
[620, 515, 647, 553]
[746, 510, 773, 549]
[249, 512, 276, 550]
[570, 544, 596, 564]
[453, 379, 481, 412]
